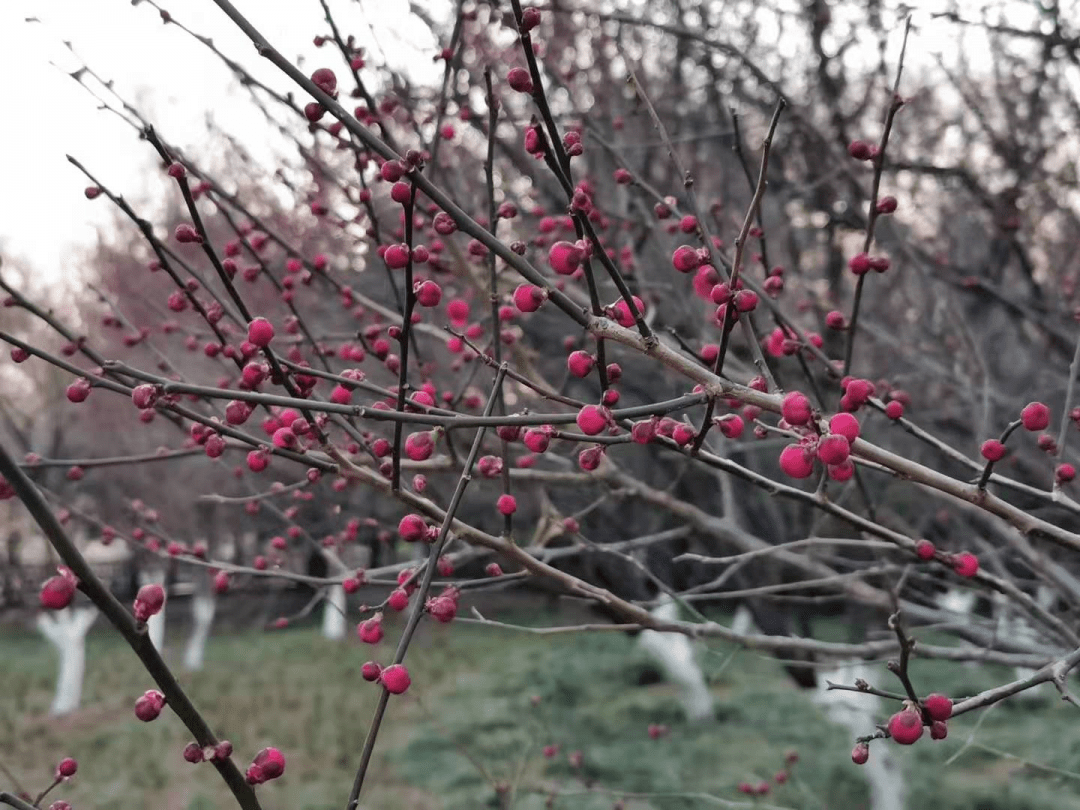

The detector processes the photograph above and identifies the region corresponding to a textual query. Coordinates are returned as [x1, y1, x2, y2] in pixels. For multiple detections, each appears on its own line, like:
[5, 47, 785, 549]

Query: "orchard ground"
[2, 605, 1078, 810]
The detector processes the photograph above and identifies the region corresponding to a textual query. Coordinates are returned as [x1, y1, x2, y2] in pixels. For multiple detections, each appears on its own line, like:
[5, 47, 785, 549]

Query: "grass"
[2, 606, 1079, 810]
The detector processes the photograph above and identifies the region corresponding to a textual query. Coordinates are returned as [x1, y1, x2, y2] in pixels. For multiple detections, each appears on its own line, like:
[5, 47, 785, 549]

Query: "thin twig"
[842, 17, 912, 377]
[345, 365, 509, 810]
[0, 443, 262, 810]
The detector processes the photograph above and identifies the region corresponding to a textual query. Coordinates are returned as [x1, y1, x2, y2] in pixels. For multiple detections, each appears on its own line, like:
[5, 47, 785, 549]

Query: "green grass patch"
[1, 609, 1077, 809]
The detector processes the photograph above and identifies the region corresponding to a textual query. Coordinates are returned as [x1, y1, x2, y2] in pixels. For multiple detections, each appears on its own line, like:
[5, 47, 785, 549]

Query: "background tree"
[3, 1, 1080, 809]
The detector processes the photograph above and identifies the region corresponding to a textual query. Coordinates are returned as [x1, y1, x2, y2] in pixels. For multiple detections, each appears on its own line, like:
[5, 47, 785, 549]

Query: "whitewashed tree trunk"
[937, 587, 977, 616]
[814, 661, 905, 810]
[140, 570, 166, 651]
[731, 604, 759, 636]
[183, 590, 216, 671]
[637, 598, 713, 721]
[936, 587, 979, 668]
[992, 591, 1050, 687]
[321, 584, 347, 640]
[38, 606, 98, 716]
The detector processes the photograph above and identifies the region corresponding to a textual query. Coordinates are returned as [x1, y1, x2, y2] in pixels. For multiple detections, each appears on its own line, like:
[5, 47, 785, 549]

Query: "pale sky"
[0, 0, 438, 286]
[0, 1, 1045, 290]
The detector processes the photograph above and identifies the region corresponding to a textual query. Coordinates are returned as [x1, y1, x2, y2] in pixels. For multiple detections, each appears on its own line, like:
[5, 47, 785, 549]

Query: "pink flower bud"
[310, 67, 338, 96]
[915, 539, 935, 560]
[567, 351, 595, 378]
[887, 707, 924, 745]
[779, 444, 814, 479]
[426, 595, 457, 623]
[827, 460, 854, 481]
[848, 253, 871, 275]
[520, 6, 541, 31]
[246, 747, 285, 784]
[56, 757, 78, 778]
[384, 244, 410, 269]
[876, 196, 898, 214]
[40, 571, 77, 610]
[380, 663, 412, 694]
[715, 414, 744, 439]
[781, 392, 812, 426]
[507, 67, 533, 93]
[405, 431, 436, 461]
[523, 428, 550, 453]
[576, 405, 609, 435]
[671, 246, 700, 273]
[923, 694, 953, 721]
[816, 434, 851, 465]
[414, 279, 442, 307]
[66, 378, 92, 403]
[174, 224, 202, 244]
[135, 689, 166, 721]
[578, 445, 605, 471]
[357, 615, 384, 644]
[513, 284, 546, 313]
[829, 413, 860, 443]
[134, 583, 165, 623]
[398, 514, 428, 542]
[387, 589, 410, 611]
[952, 552, 979, 578]
[847, 140, 873, 160]
[361, 661, 382, 682]
[1020, 401, 1050, 431]
[247, 317, 274, 348]
[446, 299, 470, 326]
[549, 241, 583, 275]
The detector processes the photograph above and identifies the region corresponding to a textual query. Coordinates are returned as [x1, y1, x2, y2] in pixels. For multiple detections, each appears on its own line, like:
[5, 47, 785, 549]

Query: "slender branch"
[976, 419, 1023, 490]
[0, 793, 36, 810]
[345, 364, 509, 810]
[483, 68, 513, 538]
[509, 0, 652, 347]
[1056, 328, 1080, 461]
[694, 97, 785, 453]
[0, 442, 262, 810]
[390, 184, 418, 492]
[885, 611, 922, 707]
[842, 17, 911, 377]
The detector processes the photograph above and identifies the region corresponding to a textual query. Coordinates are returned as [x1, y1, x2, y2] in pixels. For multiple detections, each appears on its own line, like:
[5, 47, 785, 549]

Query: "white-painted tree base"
[935, 588, 981, 668]
[183, 591, 216, 671]
[322, 584, 347, 641]
[814, 661, 906, 810]
[637, 598, 714, 721]
[731, 604, 759, 637]
[937, 588, 977, 616]
[38, 606, 98, 716]
[992, 591, 1050, 690]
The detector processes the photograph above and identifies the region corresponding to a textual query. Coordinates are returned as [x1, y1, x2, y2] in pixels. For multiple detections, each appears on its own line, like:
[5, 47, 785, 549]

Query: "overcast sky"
[0, 0, 438, 286]
[0, 1, 1040, 289]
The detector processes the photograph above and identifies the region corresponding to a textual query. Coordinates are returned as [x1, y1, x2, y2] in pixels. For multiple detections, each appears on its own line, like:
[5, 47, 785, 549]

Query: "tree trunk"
[183, 589, 216, 670]
[321, 584, 347, 641]
[636, 598, 713, 721]
[38, 606, 98, 715]
[814, 662, 906, 810]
